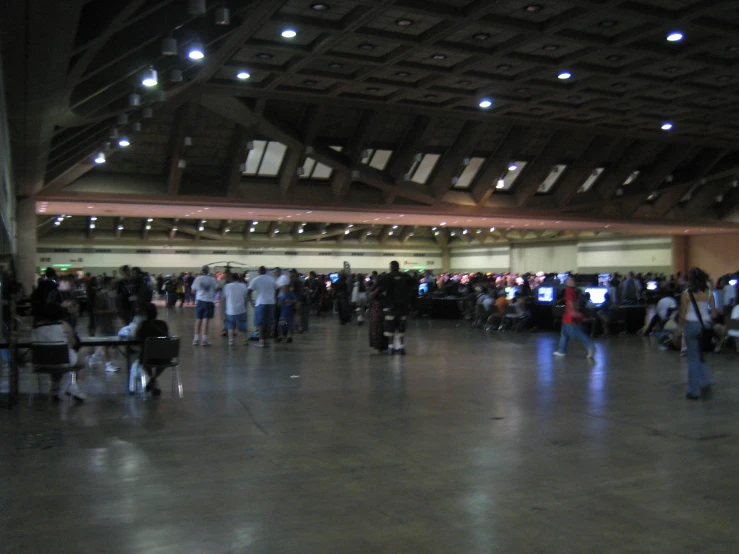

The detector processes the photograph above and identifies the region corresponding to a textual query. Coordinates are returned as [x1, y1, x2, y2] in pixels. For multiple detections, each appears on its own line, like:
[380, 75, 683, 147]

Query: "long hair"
[688, 267, 708, 293]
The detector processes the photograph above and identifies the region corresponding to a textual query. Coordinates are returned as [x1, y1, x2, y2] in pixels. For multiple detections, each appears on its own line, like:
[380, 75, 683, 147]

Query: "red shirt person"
[555, 277, 595, 358]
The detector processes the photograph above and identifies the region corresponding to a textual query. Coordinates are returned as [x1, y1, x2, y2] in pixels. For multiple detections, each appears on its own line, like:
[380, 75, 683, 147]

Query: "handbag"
[687, 289, 714, 352]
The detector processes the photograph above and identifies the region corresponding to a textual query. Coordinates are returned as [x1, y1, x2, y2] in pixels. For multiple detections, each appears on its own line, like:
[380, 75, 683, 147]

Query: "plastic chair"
[138, 337, 183, 398]
[30, 342, 73, 405]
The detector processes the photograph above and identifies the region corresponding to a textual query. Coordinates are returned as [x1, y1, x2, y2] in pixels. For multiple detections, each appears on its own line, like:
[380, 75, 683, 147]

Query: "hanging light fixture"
[129, 93, 141, 106]
[118, 137, 130, 148]
[161, 36, 178, 56]
[178, 159, 187, 169]
[188, 41, 205, 60]
[94, 152, 106, 164]
[132, 122, 142, 132]
[170, 68, 183, 83]
[117, 113, 129, 125]
[215, 5, 230, 25]
[109, 128, 119, 139]
[188, 0, 206, 15]
[141, 67, 158, 87]
[142, 107, 153, 119]
[184, 136, 193, 146]
[154, 90, 166, 102]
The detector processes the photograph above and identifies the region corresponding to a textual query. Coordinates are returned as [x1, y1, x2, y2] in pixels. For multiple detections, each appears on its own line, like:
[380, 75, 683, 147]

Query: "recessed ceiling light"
[310, 2, 329, 10]
[479, 99, 493, 109]
[473, 33, 491, 40]
[236, 71, 250, 80]
[366, 87, 380, 92]
[524, 4, 542, 12]
[661, 122, 673, 131]
[431, 53, 447, 60]
[497, 64, 512, 70]
[543, 44, 560, 52]
[302, 79, 318, 86]
[281, 29, 297, 38]
[395, 18, 413, 26]
[329, 62, 343, 69]
[598, 20, 618, 28]
[666, 31, 683, 42]
[606, 55, 623, 62]
[358, 43, 376, 51]
[395, 71, 410, 77]
[558, 71, 572, 80]
[256, 53, 273, 59]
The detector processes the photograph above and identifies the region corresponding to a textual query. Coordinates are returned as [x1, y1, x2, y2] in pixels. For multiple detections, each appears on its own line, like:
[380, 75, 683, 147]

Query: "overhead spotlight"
[198, 226, 205, 231]
[716, 194, 724, 203]
[463, 229, 468, 234]
[90, 216, 98, 221]
[89, 224, 96, 229]
[184, 136, 193, 146]
[440, 222, 446, 226]
[146, 225, 151, 230]
[141, 68, 158, 87]
[117, 225, 125, 231]
[496, 179, 505, 189]
[344, 229, 350, 234]
[508, 164, 518, 171]
[253, 220, 258, 225]
[188, 41, 205, 60]
[188, 0, 206, 15]
[490, 227, 495, 232]
[311, 2, 329, 10]
[432, 227, 437, 230]
[236, 71, 250, 80]
[224, 227, 230, 233]
[281, 29, 297, 38]
[666, 31, 683, 42]
[298, 228, 304, 233]
[388, 231, 394, 236]
[118, 137, 130, 148]
[129, 93, 141, 107]
[557, 71, 572, 80]
[661, 122, 673, 131]
[170, 69, 183, 83]
[215, 6, 230, 25]
[250, 227, 255, 232]
[94, 152, 106, 164]
[392, 225, 398, 229]
[476, 229, 482, 234]
[348, 224, 354, 227]
[450, 231, 456, 236]
[274, 229, 280, 234]
[178, 159, 187, 169]
[479, 99, 493, 109]
[161, 36, 178, 56]
[142, 107, 153, 119]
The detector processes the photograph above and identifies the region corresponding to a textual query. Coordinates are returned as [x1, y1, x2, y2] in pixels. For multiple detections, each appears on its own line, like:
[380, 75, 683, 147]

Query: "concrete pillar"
[441, 247, 451, 273]
[15, 197, 37, 293]
[672, 236, 687, 277]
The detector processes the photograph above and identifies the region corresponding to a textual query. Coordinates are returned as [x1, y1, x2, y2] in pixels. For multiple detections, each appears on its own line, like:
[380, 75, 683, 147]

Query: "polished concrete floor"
[2, 305, 739, 553]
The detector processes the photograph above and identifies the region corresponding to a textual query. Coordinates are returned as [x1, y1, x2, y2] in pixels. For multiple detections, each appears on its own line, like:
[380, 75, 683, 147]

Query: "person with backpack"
[377, 261, 416, 355]
[554, 276, 596, 359]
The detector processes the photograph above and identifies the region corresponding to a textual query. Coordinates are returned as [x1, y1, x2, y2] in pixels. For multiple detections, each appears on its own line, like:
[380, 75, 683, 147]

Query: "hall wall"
[686, 233, 739, 279]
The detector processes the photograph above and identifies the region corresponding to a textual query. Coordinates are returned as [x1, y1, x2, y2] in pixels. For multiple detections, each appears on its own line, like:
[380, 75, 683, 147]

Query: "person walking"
[377, 261, 416, 355]
[247, 266, 278, 348]
[678, 267, 717, 400]
[222, 272, 249, 346]
[554, 276, 595, 359]
[192, 265, 217, 346]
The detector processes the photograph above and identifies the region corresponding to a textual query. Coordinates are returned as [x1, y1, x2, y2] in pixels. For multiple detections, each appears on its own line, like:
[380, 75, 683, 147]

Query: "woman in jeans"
[677, 267, 717, 400]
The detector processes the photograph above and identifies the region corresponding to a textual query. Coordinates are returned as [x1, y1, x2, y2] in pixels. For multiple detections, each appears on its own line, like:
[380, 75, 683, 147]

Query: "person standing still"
[192, 265, 217, 346]
[247, 266, 278, 348]
[554, 276, 595, 359]
[678, 267, 717, 400]
[222, 272, 249, 346]
[378, 261, 416, 355]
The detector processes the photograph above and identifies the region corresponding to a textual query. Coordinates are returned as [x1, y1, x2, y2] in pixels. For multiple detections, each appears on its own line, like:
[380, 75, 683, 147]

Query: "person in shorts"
[277, 285, 297, 343]
[247, 266, 277, 348]
[192, 265, 217, 346]
[222, 272, 249, 346]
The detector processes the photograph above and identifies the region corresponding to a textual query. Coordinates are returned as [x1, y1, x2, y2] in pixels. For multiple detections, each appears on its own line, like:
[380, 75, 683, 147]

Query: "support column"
[441, 247, 451, 273]
[15, 197, 37, 293]
[672, 236, 687, 277]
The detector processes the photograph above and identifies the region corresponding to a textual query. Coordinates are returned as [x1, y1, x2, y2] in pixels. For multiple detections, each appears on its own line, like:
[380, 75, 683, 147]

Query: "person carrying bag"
[678, 268, 716, 400]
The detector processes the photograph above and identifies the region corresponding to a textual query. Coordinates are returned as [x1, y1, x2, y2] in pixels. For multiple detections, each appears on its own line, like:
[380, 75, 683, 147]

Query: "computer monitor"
[585, 287, 608, 306]
[598, 273, 611, 287]
[418, 283, 429, 296]
[537, 286, 554, 303]
[646, 280, 658, 291]
[329, 272, 339, 283]
[506, 286, 518, 300]
[557, 272, 569, 284]
[729, 278, 738, 286]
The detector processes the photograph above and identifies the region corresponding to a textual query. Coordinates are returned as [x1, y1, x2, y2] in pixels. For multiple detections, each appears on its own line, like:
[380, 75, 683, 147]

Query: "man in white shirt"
[247, 266, 278, 348]
[222, 273, 249, 346]
[272, 268, 290, 336]
[192, 265, 218, 346]
[643, 291, 678, 335]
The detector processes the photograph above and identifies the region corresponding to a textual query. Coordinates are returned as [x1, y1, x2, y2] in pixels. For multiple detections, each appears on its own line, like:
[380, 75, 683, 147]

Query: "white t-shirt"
[248, 274, 278, 306]
[274, 274, 289, 289]
[192, 274, 218, 303]
[222, 282, 248, 315]
[722, 284, 736, 308]
[656, 297, 678, 320]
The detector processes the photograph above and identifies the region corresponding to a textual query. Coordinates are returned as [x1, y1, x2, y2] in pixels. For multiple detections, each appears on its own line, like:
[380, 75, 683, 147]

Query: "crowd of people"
[6, 261, 737, 403]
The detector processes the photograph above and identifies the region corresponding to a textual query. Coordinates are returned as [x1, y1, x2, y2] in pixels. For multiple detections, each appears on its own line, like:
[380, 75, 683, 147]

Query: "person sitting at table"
[134, 303, 170, 396]
[32, 302, 86, 402]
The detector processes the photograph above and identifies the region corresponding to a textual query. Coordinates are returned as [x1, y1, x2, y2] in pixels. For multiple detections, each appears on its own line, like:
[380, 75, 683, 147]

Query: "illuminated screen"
[598, 273, 611, 287]
[585, 287, 608, 305]
[506, 286, 518, 300]
[646, 281, 658, 291]
[557, 273, 569, 283]
[729, 279, 737, 286]
[418, 283, 429, 296]
[329, 272, 339, 283]
[537, 286, 554, 303]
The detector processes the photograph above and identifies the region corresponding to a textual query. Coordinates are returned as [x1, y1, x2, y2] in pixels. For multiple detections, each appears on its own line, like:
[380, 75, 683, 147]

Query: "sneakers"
[192, 338, 199, 346]
[105, 362, 119, 373]
[87, 354, 101, 370]
[553, 351, 566, 357]
[201, 339, 212, 347]
[228, 340, 234, 346]
[65, 382, 86, 402]
[680, 348, 687, 357]
[587, 347, 596, 359]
